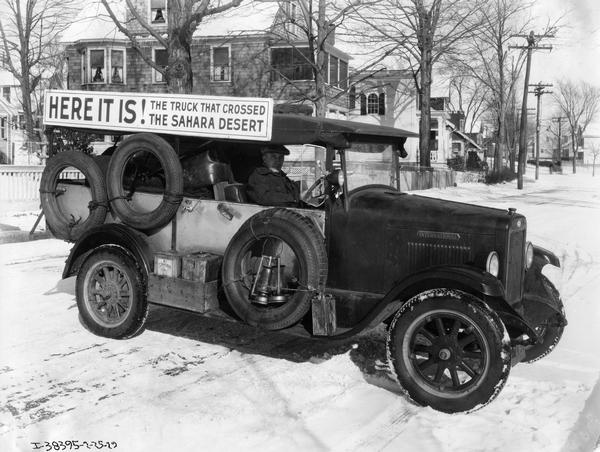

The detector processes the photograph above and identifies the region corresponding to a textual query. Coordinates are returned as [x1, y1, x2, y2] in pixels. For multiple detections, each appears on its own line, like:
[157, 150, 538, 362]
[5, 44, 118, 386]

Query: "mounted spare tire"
[222, 208, 327, 330]
[106, 133, 183, 231]
[40, 151, 108, 241]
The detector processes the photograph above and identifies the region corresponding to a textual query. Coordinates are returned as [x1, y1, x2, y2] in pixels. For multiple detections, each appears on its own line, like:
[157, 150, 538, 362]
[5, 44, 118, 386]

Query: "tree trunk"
[419, 67, 432, 167]
[571, 130, 577, 174]
[418, 27, 433, 168]
[314, 0, 327, 117]
[166, 8, 194, 94]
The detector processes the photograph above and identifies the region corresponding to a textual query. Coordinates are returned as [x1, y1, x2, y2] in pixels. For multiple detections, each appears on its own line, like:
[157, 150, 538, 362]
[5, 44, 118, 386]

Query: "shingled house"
[62, 0, 351, 117]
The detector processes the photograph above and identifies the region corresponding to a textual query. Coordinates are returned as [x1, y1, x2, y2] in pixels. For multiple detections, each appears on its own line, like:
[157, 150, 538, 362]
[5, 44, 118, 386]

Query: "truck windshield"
[282, 144, 327, 196]
[344, 147, 398, 192]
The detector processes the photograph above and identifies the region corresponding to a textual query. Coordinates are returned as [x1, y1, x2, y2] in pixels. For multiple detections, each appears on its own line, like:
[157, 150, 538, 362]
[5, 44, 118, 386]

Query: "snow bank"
[1, 172, 599, 452]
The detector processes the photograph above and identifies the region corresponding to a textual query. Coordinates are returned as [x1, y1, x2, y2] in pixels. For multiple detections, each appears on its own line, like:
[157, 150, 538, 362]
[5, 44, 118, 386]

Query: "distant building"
[347, 69, 418, 163]
[0, 70, 29, 165]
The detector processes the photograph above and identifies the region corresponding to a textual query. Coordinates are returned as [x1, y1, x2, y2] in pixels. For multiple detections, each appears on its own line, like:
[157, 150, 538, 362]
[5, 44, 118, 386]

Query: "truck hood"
[346, 187, 524, 232]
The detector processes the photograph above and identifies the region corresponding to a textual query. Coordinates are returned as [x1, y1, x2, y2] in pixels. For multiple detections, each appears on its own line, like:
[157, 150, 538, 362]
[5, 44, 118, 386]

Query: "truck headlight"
[486, 251, 499, 277]
[525, 242, 534, 270]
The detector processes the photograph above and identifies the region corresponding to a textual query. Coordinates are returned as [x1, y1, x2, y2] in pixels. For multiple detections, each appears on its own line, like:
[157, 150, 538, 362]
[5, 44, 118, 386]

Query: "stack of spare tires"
[40, 133, 184, 241]
[41, 132, 327, 332]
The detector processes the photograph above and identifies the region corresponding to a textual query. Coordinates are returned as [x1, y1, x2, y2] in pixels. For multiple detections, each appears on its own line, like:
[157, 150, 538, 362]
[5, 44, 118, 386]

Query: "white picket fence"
[0, 165, 83, 202]
[0, 163, 457, 203]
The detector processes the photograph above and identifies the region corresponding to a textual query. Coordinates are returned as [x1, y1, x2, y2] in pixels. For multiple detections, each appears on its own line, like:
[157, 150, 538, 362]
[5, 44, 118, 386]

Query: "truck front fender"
[62, 223, 154, 279]
[328, 265, 518, 340]
[532, 245, 560, 270]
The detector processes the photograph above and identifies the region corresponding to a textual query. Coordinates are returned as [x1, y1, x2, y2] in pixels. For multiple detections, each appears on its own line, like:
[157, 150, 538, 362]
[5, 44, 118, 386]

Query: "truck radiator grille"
[408, 242, 471, 268]
[505, 229, 525, 303]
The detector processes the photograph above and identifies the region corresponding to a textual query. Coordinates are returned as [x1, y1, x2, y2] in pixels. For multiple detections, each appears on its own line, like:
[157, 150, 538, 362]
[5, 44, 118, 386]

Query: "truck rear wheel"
[222, 208, 327, 330]
[76, 247, 148, 339]
[106, 133, 183, 231]
[387, 290, 511, 413]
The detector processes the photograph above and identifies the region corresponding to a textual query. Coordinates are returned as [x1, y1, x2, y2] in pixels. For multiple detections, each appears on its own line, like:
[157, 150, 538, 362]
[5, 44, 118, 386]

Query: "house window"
[339, 60, 348, 89]
[153, 48, 168, 83]
[430, 118, 439, 151]
[2, 87, 9, 103]
[110, 49, 125, 84]
[89, 49, 106, 83]
[367, 93, 378, 114]
[360, 92, 385, 116]
[1, 117, 5, 139]
[81, 48, 126, 84]
[430, 150, 438, 162]
[150, 0, 166, 24]
[271, 47, 312, 81]
[211, 46, 230, 82]
[348, 85, 356, 109]
[329, 55, 338, 87]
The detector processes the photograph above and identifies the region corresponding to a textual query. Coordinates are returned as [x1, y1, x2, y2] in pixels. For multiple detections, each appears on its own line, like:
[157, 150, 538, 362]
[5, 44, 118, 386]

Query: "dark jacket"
[247, 167, 300, 207]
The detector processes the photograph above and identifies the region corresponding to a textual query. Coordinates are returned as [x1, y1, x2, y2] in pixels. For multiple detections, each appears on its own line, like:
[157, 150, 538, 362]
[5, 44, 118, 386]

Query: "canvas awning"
[268, 114, 418, 150]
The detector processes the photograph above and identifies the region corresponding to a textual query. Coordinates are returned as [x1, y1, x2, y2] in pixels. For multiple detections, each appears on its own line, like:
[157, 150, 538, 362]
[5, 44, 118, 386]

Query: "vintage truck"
[40, 90, 566, 413]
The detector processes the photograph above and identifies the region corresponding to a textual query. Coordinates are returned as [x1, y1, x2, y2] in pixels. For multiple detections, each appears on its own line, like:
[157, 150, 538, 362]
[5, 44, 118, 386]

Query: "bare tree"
[265, 0, 359, 117]
[348, 0, 485, 167]
[553, 79, 600, 174]
[447, 0, 547, 178]
[100, 0, 243, 94]
[446, 74, 489, 133]
[0, 0, 76, 146]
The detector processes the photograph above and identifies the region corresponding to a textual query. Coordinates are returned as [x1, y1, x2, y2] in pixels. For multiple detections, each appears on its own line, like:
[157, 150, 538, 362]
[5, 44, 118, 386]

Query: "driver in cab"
[247, 146, 301, 207]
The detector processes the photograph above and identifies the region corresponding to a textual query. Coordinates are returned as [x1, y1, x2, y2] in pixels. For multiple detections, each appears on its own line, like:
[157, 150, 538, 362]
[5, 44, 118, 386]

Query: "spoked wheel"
[387, 290, 511, 413]
[76, 247, 148, 339]
[222, 208, 327, 330]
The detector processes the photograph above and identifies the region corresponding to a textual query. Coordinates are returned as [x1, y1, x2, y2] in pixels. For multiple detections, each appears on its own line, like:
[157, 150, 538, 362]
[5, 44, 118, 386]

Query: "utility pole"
[510, 31, 553, 189]
[529, 83, 552, 180]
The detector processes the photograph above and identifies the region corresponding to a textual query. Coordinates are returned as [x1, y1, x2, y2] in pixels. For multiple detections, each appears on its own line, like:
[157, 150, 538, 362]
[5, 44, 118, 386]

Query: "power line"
[510, 31, 554, 189]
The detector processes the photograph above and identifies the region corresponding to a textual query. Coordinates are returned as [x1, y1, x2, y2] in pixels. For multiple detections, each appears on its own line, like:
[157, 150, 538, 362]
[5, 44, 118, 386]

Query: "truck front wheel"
[76, 247, 148, 339]
[387, 290, 511, 413]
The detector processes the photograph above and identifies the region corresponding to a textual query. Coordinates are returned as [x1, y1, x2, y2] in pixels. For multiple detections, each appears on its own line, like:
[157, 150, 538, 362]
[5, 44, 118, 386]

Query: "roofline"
[447, 124, 482, 150]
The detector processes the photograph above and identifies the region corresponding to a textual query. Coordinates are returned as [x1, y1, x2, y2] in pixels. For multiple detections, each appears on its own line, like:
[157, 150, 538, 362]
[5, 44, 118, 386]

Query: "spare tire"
[40, 151, 108, 242]
[106, 133, 183, 231]
[222, 208, 327, 330]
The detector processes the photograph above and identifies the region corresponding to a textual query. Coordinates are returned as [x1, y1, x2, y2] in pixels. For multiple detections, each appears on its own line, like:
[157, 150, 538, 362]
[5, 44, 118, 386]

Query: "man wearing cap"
[247, 146, 300, 207]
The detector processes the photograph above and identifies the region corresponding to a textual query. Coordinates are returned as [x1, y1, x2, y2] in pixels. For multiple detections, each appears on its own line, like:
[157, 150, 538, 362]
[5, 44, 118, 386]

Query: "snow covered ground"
[1, 171, 599, 452]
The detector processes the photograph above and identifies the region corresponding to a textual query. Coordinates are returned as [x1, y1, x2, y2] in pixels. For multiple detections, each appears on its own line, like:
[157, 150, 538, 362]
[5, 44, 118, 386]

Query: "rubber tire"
[40, 151, 108, 241]
[107, 133, 183, 231]
[76, 247, 148, 339]
[387, 290, 511, 413]
[222, 208, 327, 330]
[523, 276, 565, 363]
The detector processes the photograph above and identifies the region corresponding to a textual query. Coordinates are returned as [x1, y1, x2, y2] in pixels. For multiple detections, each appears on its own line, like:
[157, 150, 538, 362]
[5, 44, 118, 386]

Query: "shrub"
[48, 127, 95, 157]
[485, 167, 517, 184]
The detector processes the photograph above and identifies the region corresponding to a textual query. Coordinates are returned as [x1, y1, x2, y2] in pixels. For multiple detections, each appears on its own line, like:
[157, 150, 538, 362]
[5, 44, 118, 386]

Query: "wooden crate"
[147, 274, 219, 313]
[154, 251, 183, 278]
[181, 252, 222, 282]
[312, 294, 336, 336]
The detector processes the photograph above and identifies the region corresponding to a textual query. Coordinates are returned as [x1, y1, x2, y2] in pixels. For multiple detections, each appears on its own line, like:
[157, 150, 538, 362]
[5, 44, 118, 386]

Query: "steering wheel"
[301, 176, 328, 207]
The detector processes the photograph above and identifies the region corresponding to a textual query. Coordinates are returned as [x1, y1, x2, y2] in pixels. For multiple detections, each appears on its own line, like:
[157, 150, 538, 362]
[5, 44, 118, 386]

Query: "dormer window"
[151, 0, 166, 24]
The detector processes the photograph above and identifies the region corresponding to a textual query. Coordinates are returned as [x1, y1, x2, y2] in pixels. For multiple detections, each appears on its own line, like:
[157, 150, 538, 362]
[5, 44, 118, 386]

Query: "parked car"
[40, 91, 566, 414]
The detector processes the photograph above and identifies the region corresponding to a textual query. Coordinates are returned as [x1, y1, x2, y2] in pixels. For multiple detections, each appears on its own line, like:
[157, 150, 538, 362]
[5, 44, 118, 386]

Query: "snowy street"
[1, 171, 600, 452]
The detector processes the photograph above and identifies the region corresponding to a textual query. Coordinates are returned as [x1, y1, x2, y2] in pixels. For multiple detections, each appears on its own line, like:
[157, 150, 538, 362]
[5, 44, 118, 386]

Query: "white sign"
[44, 90, 273, 141]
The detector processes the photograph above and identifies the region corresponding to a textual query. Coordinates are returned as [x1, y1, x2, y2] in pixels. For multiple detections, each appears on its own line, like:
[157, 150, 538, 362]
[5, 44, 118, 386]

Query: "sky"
[530, 0, 600, 132]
